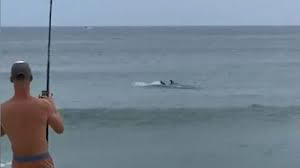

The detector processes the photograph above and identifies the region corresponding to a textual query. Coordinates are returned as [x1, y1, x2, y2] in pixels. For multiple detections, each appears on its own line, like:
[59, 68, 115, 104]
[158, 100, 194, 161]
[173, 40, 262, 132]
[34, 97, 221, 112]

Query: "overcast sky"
[1, 0, 300, 26]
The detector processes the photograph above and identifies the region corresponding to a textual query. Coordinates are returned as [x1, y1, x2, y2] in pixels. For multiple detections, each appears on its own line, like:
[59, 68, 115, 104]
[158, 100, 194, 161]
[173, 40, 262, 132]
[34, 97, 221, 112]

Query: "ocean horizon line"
[2, 25, 300, 28]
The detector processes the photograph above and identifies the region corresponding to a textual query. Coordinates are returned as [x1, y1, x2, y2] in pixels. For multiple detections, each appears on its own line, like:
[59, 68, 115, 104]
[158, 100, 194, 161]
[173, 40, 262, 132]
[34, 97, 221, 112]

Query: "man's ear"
[30, 75, 33, 82]
[10, 77, 13, 83]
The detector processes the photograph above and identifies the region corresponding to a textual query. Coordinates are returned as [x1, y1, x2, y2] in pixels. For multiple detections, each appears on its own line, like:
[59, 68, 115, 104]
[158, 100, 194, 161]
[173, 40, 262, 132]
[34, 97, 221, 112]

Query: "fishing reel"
[39, 90, 50, 98]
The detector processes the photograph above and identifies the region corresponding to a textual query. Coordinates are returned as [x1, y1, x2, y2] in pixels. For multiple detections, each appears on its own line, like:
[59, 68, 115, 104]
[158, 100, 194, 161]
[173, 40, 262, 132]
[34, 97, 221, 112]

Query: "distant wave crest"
[60, 105, 300, 128]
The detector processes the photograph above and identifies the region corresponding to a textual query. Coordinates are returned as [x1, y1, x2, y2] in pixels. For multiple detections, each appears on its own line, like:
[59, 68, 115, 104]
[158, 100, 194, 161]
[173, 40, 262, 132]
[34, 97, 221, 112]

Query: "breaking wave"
[60, 105, 300, 128]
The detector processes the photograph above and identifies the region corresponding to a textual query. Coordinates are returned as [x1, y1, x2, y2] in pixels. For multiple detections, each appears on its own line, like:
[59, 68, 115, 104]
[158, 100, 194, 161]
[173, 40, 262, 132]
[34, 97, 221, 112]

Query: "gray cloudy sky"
[2, 0, 300, 26]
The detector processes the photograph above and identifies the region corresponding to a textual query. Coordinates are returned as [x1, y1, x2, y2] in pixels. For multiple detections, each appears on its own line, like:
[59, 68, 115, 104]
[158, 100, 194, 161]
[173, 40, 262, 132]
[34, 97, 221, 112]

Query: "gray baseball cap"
[10, 61, 33, 82]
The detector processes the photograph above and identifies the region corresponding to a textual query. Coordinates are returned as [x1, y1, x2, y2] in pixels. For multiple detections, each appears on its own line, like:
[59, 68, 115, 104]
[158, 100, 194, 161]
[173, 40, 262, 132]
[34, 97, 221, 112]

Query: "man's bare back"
[1, 96, 63, 156]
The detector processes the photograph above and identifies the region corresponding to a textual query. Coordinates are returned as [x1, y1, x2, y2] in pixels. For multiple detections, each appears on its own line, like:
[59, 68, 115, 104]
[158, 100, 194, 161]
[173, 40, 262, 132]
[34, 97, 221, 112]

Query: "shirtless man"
[0, 61, 64, 168]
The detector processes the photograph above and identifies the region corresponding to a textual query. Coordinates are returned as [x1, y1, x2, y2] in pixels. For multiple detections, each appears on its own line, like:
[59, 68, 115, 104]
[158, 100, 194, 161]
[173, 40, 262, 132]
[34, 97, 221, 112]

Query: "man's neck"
[13, 83, 31, 99]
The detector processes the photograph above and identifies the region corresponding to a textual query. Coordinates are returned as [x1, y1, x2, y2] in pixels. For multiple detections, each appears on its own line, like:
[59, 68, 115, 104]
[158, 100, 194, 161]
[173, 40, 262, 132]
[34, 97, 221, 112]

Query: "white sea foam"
[0, 162, 12, 168]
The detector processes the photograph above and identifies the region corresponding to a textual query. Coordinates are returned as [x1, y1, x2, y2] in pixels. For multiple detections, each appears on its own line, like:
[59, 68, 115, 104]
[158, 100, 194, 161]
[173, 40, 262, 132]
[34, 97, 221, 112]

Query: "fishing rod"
[42, 0, 53, 142]
[0, 0, 2, 166]
[0, 0, 2, 32]
[46, 0, 53, 96]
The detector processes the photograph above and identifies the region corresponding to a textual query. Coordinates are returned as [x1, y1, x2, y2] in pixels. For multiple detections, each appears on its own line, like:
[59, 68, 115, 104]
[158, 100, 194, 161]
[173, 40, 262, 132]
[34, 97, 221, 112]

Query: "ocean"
[1, 26, 300, 167]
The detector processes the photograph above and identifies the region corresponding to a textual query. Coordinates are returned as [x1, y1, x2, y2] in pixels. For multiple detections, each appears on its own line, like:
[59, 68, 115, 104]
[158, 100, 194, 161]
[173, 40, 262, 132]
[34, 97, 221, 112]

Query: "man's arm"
[0, 104, 5, 136]
[41, 97, 64, 134]
[0, 125, 5, 136]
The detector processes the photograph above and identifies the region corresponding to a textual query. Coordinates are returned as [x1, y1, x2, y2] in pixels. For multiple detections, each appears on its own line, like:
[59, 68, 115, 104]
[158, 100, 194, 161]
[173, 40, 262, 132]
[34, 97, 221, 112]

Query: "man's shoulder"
[1, 98, 14, 110]
[32, 97, 51, 110]
[2, 97, 47, 108]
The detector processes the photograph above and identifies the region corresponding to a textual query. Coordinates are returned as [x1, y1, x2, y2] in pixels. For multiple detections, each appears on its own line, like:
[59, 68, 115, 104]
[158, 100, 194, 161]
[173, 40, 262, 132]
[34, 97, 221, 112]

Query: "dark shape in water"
[134, 81, 199, 90]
